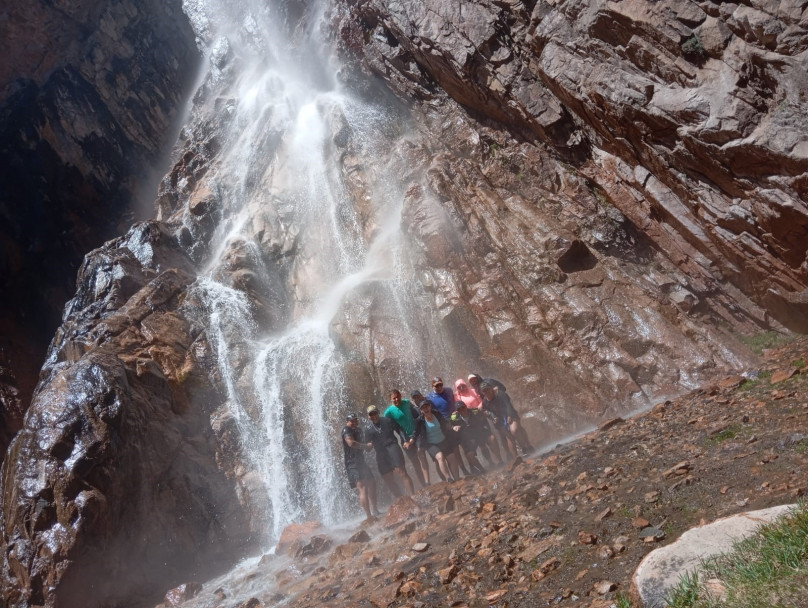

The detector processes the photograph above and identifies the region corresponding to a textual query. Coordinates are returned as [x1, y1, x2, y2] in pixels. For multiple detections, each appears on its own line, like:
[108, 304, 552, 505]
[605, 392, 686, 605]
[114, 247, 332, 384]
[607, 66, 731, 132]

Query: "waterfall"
[178, 0, 445, 547]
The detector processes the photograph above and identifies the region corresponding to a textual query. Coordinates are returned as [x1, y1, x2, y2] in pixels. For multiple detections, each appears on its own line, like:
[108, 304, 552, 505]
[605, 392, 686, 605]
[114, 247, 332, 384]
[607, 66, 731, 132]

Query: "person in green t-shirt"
[384, 389, 429, 488]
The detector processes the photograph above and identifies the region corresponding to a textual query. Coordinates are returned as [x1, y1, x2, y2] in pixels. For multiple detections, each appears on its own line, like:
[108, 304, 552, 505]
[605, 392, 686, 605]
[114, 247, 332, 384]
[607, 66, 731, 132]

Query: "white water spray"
[179, 0, 442, 547]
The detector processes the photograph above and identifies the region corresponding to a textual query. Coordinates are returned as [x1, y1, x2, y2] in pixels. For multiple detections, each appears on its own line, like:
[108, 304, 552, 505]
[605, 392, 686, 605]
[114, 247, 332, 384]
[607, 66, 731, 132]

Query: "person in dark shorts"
[342, 413, 378, 519]
[384, 389, 428, 488]
[366, 405, 414, 497]
[450, 401, 495, 472]
[409, 399, 460, 482]
[480, 381, 534, 459]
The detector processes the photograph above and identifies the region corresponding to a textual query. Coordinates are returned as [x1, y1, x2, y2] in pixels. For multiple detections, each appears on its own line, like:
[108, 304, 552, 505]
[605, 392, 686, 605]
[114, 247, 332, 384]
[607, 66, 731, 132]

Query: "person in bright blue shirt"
[425, 376, 454, 418]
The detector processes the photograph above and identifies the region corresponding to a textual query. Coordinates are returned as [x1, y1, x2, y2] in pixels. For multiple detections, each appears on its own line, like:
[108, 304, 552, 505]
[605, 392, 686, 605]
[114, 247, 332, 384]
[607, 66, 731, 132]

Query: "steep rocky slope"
[168, 337, 808, 608]
[0, 0, 200, 454]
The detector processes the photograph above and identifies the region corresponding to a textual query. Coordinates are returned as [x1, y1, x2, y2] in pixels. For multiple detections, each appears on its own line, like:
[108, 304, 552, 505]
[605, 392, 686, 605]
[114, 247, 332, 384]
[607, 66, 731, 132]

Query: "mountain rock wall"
[3, 0, 808, 606]
[0, 0, 200, 456]
[337, 0, 808, 332]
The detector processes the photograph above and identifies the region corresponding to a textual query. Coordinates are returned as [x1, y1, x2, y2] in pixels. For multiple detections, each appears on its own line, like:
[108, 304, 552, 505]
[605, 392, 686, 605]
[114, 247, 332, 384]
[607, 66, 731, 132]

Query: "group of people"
[341, 374, 535, 519]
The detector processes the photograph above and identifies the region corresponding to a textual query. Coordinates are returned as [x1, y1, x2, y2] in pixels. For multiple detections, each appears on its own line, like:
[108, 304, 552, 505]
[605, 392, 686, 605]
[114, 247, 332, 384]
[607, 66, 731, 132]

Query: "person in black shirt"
[365, 405, 414, 497]
[480, 382, 534, 458]
[341, 413, 378, 519]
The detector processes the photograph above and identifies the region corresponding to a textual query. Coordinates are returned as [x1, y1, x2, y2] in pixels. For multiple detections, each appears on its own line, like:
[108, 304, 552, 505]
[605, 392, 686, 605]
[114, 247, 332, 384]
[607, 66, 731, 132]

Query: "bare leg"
[367, 479, 378, 515]
[454, 444, 470, 476]
[445, 451, 460, 480]
[484, 434, 501, 464]
[434, 452, 453, 481]
[511, 421, 534, 453]
[382, 472, 402, 498]
[417, 449, 432, 484]
[356, 480, 371, 518]
[464, 449, 485, 473]
[395, 467, 414, 495]
[405, 447, 426, 488]
[427, 449, 446, 481]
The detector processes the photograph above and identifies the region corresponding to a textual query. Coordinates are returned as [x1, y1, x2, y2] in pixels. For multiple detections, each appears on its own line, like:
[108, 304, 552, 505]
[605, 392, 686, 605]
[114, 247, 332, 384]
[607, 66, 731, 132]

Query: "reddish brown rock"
[277, 522, 324, 556]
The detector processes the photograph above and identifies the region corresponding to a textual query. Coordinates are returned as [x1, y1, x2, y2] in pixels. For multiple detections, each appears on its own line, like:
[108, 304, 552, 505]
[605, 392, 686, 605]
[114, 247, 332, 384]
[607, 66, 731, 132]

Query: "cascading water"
[179, 0, 446, 547]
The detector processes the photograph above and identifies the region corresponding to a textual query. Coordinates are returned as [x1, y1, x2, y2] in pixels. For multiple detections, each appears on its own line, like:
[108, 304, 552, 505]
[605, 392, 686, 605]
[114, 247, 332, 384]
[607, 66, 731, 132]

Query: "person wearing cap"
[451, 400, 500, 468]
[468, 373, 507, 397]
[408, 389, 446, 483]
[426, 376, 455, 418]
[449, 401, 488, 474]
[365, 405, 414, 497]
[384, 390, 428, 488]
[479, 381, 534, 459]
[409, 399, 460, 482]
[341, 413, 379, 519]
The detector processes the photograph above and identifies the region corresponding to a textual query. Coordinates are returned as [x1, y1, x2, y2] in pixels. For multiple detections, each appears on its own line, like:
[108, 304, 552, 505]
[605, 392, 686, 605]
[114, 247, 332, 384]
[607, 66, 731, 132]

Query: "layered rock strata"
[337, 0, 808, 332]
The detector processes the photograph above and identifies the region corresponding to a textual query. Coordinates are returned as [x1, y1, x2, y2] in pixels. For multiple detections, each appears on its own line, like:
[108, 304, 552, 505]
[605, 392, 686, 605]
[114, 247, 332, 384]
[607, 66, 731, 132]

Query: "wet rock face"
[0, 222, 254, 608]
[0, 0, 200, 452]
[338, 0, 808, 332]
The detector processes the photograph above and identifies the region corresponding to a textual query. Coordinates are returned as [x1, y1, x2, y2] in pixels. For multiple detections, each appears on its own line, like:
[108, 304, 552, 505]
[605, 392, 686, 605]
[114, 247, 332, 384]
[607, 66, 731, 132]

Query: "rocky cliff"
[337, 0, 808, 332]
[2, 0, 808, 607]
[0, 0, 200, 455]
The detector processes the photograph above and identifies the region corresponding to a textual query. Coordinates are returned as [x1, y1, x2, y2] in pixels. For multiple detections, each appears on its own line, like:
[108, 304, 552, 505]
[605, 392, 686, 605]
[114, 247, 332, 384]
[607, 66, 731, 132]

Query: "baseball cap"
[366, 405, 379, 415]
[411, 390, 423, 398]
[346, 413, 358, 421]
[432, 376, 443, 385]
[454, 400, 467, 409]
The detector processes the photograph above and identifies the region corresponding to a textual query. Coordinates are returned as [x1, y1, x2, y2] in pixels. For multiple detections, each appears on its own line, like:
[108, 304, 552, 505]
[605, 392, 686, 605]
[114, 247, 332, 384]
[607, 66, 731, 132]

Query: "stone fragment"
[485, 589, 508, 601]
[632, 517, 650, 529]
[639, 527, 665, 542]
[412, 542, 429, 552]
[771, 368, 797, 383]
[438, 564, 458, 584]
[644, 491, 660, 503]
[348, 529, 371, 543]
[598, 545, 615, 560]
[595, 507, 612, 521]
[164, 582, 202, 606]
[369, 581, 401, 607]
[277, 521, 323, 555]
[399, 580, 422, 596]
[288, 534, 332, 559]
[594, 580, 616, 594]
[578, 531, 598, 545]
[662, 461, 691, 477]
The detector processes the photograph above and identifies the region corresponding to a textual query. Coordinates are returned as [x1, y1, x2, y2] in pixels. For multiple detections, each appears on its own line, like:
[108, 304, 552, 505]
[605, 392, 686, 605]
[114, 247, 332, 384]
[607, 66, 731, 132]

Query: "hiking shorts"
[376, 442, 405, 475]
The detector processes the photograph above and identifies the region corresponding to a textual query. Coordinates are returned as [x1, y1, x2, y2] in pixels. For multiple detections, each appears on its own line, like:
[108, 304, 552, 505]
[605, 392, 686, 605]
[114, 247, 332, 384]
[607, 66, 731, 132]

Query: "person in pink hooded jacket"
[454, 378, 483, 409]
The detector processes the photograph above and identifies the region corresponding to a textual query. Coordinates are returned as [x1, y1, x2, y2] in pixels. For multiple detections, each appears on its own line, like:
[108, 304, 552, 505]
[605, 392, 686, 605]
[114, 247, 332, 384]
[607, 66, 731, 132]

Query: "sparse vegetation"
[616, 593, 633, 608]
[791, 358, 806, 369]
[664, 502, 808, 608]
[739, 331, 792, 355]
[681, 34, 706, 62]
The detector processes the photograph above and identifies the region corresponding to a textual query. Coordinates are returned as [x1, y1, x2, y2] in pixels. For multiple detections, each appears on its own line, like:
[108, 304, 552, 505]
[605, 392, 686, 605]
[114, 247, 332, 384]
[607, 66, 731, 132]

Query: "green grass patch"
[795, 439, 808, 454]
[705, 424, 742, 446]
[792, 358, 806, 369]
[616, 593, 633, 608]
[739, 331, 792, 355]
[664, 502, 808, 607]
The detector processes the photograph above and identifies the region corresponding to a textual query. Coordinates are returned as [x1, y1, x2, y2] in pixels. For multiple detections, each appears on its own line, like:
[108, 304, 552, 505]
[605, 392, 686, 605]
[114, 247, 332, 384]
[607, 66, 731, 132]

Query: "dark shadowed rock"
[0, 0, 200, 459]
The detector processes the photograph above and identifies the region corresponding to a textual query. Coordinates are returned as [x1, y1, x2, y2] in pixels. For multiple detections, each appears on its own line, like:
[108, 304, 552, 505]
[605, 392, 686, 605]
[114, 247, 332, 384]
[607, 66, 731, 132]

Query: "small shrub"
[681, 35, 705, 62]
